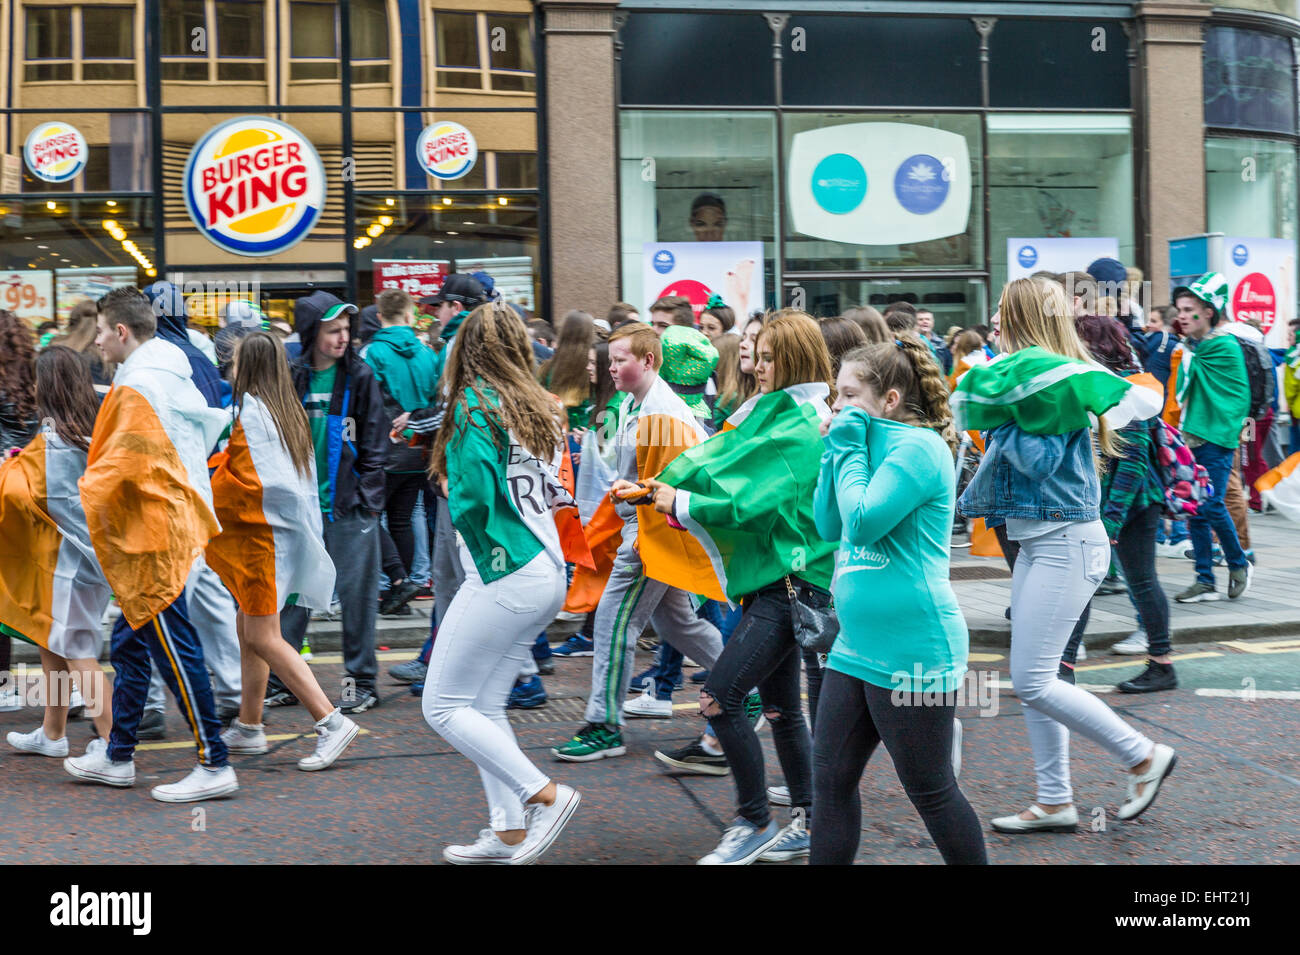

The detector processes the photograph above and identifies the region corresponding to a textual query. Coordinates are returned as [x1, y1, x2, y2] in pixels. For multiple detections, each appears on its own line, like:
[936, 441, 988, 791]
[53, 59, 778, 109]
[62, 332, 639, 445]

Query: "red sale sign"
[1231, 272, 1276, 334]
[373, 260, 450, 299]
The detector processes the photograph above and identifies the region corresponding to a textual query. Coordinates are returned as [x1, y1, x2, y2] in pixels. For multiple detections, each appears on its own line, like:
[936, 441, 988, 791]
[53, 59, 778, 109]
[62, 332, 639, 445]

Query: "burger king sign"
[184, 117, 326, 257]
[24, 122, 88, 183]
[416, 122, 477, 181]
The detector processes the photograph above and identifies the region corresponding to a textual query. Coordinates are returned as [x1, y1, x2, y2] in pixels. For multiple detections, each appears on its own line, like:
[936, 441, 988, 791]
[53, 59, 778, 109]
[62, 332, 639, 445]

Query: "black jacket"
[291, 308, 388, 517]
[0, 393, 38, 454]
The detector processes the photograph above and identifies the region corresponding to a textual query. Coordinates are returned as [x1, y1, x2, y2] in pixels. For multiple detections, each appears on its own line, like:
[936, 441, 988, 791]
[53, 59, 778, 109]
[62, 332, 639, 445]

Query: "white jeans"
[422, 545, 566, 831]
[1010, 521, 1152, 804]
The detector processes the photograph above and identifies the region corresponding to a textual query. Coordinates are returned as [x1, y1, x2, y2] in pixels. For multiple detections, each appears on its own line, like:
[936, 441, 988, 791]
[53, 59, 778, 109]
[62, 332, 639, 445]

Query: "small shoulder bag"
[784, 575, 839, 655]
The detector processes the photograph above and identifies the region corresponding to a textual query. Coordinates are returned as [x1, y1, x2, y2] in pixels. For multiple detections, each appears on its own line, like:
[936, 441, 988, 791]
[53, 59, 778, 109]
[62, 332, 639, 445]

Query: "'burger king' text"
[200, 142, 308, 227]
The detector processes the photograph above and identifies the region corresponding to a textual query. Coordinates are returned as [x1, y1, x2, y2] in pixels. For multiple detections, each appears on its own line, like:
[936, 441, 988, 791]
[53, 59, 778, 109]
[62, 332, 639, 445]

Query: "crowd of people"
[0, 253, 1294, 864]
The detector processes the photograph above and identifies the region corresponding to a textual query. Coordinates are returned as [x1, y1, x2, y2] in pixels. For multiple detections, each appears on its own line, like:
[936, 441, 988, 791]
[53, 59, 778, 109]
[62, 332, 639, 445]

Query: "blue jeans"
[1157, 518, 1188, 546]
[1188, 442, 1249, 586]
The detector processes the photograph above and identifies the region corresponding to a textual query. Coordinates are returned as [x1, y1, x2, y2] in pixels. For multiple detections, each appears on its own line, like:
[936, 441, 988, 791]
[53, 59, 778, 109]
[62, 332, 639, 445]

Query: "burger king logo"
[183, 117, 325, 257]
[416, 122, 477, 181]
[24, 122, 88, 183]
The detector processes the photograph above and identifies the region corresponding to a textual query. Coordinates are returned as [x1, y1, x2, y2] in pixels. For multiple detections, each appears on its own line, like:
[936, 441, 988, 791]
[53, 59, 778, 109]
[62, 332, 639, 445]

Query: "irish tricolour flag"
[1257, 453, 1300, 524]
[952, 346, 1164, 435]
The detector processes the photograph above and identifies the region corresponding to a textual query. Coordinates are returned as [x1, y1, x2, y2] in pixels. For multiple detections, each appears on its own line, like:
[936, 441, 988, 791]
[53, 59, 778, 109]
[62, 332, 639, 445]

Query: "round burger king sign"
[24, 122, 88, 183]
[184, 117, 325, 257]
[417, 122, 477, 181]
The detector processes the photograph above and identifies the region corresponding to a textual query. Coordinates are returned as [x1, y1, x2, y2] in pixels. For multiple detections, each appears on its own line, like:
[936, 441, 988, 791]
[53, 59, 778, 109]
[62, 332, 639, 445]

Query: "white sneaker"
[624, 691, 673, 719]
[297, 710, 359, 771]
[1076, 642, 1087, 661]
[1111, 630, 1148, 655]
[1155, 541, 1187, 559]
[951, 717, 963, 780]
[767, 785, 791, 806]
[221, 719, 269, 755]
[0, 685, 23, 713]
[8, 726, 69, 757]
[512, 784, 581, 865]
[68, 687, 86, 719]
[443, 828, 519, 865]
[64, 739, 134, 787]
[150, 764, 238, 803]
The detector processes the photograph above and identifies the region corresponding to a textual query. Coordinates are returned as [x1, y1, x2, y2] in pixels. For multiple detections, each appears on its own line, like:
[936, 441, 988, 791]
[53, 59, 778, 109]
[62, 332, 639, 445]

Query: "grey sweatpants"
[146, 555, 241, 714]
[585, 520, 722, 726]
[278, 509, 380, 691]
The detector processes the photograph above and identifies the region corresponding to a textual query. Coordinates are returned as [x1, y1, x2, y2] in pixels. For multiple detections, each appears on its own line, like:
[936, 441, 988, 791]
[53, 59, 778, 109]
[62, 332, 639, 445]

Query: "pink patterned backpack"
[1153, 422, 1213, 519]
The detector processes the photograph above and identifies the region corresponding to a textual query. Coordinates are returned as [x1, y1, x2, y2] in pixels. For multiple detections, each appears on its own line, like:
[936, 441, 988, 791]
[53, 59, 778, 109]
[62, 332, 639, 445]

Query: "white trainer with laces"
[221, 719, 269, 755]
[443, 829, 519, 865]
[150, 764, 238, 803]
[512, 784, 581, 865]
[64, 738, 134, 787]
[8, 726, 68, 757]
[624, 691, 673, 719]
[298, 710, 359, 771]
[1110, 630, 1149, 655]
[767, 785, 791, 806]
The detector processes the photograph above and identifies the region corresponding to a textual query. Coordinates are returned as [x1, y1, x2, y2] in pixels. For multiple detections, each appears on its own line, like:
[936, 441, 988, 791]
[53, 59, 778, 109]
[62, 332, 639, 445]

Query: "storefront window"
[1206, 136, 1298, 242]
[353, 195, 539, 313]
[1204, 26, 1296, 135]
[989, 20, 1130, 109]
[787, 276, 988, 331]
[618, 13, 773, 106]
[13, 112, 151, 193]
[619, 111, 778, 315]
[351, 111, 535, 192]
[987, 114, 1135, 293]
[783, 113, 982, 273]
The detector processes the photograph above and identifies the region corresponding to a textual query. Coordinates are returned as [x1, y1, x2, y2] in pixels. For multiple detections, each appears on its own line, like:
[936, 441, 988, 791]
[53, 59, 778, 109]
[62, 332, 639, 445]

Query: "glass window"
[17, 112, 152, 193]
[784, 17, 979, 107]
[620, 111, 778, 314]
[786, 277, 988, 331]
[350, 0, 389, 82]
[217, 0, 266, 81]
[161, 0, 206, 79]
[495, 152, 537, 189]
[1204, 26, 1297, 135]
[1206, 136, 1297, 242]
[436, 10, 480, 89]
[486, 14, 533, 91]
[82, 6, 133, 60]
[619, 13, 775, 106]
[25, 6, 73, 81]
[986, 114, 1135, 293]
[990, 20, 1130, 109]
[782, 113, 983, 272]
[353, 195, 540, 314]
[290, 1, 338, 79]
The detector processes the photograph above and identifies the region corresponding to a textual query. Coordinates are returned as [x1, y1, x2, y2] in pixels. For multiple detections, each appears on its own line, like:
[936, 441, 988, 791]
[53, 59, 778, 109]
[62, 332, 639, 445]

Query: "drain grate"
[508, 696, 589, 724]
[950, 565, 1012, 581]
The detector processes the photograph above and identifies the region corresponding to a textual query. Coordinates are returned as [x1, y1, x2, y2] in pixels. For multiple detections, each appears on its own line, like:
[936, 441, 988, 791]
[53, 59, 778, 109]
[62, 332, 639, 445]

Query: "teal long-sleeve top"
[813, 407, 969, 693]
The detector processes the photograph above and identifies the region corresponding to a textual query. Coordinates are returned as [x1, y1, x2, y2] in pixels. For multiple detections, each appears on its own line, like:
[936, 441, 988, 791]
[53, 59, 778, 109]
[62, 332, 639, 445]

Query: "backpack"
[1234, 334, 1276, 419]
[1152, 421, 1213, 519]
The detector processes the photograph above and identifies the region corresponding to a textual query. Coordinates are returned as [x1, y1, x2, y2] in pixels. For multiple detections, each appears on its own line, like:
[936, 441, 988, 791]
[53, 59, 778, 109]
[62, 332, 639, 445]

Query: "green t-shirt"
[306, 364, 337, 513]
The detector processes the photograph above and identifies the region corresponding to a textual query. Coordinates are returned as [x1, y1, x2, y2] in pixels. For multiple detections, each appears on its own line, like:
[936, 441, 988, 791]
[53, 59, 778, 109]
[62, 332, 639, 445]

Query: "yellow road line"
[969, 652, 1004, 663]
[1074, 651, 1222, 673]
[135, 726, 371, 753]
[1217, 639, 1300, 654]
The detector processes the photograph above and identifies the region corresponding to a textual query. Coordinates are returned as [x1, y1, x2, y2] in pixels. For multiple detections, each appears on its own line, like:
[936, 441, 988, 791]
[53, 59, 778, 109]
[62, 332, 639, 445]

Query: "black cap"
[426, 273, 486, 307]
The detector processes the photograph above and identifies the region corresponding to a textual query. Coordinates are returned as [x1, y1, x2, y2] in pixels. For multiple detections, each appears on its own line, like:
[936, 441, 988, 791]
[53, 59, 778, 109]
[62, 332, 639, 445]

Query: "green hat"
[1172, 272, 1230, 322]
[660, 325, 718, 419]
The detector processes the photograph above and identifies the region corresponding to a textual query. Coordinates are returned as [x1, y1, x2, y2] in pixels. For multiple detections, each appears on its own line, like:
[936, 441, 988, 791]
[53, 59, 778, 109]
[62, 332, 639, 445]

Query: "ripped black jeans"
[702, 579, 829, 828]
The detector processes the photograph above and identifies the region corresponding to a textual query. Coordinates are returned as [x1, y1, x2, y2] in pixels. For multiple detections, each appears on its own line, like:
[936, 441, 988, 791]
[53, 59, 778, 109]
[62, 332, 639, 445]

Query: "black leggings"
[811, 668, 988, 865]
[380, 472, 425, 582]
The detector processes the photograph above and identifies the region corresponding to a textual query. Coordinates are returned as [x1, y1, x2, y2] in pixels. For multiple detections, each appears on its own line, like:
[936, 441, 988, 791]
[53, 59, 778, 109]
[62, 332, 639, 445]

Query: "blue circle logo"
[811, 153, 867, 215]
[894, 154, 949, 215]
[1017, 245, 1038, 269]
[1232, 244, 1249, 266]
[652, 249, 675, 274]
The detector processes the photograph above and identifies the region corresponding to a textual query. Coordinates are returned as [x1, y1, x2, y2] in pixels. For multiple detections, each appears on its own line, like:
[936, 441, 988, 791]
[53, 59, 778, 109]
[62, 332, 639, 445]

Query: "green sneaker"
[552, 722, 626, 762]
[744, 692, 767, 733]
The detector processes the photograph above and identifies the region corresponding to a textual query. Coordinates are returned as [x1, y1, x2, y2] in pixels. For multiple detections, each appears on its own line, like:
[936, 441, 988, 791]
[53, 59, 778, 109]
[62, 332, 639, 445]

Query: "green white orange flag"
[0, 432, 113, 655]
[952, 346, 1163, 435]
[206, 395, 336, 616]
[1257, 452, 1300, 524]
[649, 383, 838, 603]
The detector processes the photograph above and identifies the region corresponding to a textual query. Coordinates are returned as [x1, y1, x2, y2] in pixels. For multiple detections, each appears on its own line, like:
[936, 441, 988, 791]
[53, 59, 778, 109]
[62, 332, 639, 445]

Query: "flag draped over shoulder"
[951, 346, 1162, 435]
[0, 433, 112, 655]
[651, 383, 837, 603]
[1257, 452, 1300, 524]
[206, 395, 336, 616]
[80, 338, 227, 629]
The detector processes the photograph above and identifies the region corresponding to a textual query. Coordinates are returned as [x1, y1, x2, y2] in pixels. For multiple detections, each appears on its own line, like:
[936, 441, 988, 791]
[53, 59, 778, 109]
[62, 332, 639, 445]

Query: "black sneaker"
[339, 686, 381, 713]
[137, 708, 166, 740]
[1117, 661, 1178, 694]
[379, 578, 421, 616]
[653, 740, 730, 776]
[264, 688, 299, 708]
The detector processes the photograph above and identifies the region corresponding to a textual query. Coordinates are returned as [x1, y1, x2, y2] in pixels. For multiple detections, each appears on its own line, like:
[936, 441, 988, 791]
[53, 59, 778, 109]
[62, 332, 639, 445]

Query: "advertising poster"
[454, 256, 536, 313]
[640, 241, 764, 321]
[1221, 236, 1295, 349]
[787, 122, 970, 246]
[1, 269, 54, 326]
[56, 268, 136, 325]
[373, 260, 451, 299]
[1006, 237, 1120, 282]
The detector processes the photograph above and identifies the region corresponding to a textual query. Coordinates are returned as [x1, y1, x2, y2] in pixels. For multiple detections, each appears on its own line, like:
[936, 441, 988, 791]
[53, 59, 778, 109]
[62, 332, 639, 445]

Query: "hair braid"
[895, 334, 958, 454]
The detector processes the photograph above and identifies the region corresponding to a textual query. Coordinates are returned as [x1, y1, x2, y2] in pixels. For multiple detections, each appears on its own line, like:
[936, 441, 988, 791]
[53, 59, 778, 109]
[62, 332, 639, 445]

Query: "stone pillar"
[539, 0, 621, 322]
[1137, 2, 1211, 298]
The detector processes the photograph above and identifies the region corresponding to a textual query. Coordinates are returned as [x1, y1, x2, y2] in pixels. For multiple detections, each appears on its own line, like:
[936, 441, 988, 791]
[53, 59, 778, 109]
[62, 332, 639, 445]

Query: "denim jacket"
[957, 422, 1100, 524]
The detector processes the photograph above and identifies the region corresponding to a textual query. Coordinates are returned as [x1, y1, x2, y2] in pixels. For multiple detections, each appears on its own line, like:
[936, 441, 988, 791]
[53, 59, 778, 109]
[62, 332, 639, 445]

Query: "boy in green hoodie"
[361, 289, 443, 614]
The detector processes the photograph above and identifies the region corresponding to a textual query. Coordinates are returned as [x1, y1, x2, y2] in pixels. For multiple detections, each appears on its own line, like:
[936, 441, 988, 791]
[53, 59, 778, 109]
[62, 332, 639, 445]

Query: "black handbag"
[784, 575, 839, 655]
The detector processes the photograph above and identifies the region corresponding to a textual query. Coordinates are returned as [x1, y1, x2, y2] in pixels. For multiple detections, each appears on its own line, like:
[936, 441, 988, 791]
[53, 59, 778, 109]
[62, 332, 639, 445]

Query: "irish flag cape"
[80, 338, 227, 629]
[206, 395, 336, 616]
[0, 432, 112, 655]
[952, 346, 1162, 435]
[651, 383, 837, 603]
[1257, 452, 1300, 524]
